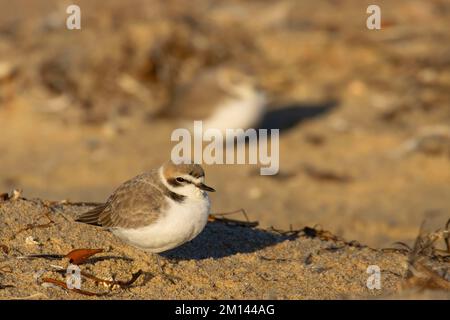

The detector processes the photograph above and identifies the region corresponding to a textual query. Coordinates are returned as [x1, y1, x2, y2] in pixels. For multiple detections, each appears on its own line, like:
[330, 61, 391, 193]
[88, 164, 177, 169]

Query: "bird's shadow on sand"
[161, 222, 297, 260]
[259, 100, 338, 133]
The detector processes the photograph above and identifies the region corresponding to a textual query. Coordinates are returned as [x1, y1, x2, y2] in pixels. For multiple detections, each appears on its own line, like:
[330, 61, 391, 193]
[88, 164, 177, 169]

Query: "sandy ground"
[0, 0, 449, 299]
[0, 197, 449, 299]
[0, 197, 411, 299]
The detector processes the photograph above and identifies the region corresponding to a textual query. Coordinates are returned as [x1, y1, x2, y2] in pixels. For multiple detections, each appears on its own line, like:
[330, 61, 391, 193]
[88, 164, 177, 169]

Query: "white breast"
[111, 195, 210, 253]
[203, 90, 266, 133]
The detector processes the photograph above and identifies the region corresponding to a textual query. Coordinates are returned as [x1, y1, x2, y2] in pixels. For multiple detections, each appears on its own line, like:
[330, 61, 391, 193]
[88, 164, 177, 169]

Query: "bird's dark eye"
[176, 177, 185, 183]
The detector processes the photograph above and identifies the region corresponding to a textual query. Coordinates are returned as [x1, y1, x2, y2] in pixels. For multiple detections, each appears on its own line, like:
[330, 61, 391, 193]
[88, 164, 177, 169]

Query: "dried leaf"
[401, 217, 450, 290]
[18, 248, 112, 265]
[116, 269, 145, 288]
[66, 248, 104, 265]
[405, 263, 450, 291]
[41, 277, 108, 297]
[0, 244, 9, 254]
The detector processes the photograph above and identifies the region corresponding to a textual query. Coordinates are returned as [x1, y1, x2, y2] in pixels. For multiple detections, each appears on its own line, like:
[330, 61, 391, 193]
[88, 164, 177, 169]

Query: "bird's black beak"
[197, 183, 215, 192]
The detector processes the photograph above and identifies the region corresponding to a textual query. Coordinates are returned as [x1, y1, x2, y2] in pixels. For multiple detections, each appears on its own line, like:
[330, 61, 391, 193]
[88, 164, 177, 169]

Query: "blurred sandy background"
[0, 0, 449, 251]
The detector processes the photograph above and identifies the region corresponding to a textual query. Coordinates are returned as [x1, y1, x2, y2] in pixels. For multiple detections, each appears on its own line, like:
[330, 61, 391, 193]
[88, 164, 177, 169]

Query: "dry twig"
[209, 208, 259, 228]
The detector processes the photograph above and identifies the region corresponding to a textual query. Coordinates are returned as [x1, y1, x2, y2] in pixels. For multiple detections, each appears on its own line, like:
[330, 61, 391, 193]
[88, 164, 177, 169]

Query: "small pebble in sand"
[25, 236, 40, 246]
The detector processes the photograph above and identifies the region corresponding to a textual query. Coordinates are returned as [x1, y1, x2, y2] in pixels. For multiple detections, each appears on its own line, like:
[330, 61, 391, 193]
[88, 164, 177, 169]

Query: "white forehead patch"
[181, 175, 203, 185]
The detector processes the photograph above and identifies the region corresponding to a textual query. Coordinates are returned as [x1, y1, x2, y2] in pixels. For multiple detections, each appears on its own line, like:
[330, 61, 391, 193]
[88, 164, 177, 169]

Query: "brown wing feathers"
[75, 204, 108, 226]
[75, 171, 168, 229]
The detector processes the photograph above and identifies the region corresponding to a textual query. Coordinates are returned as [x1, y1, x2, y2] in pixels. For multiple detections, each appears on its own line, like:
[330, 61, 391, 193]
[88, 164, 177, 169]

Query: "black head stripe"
[167, 178, 181, 187]
[166, 190, 185, 203]
[164, 178, 186, 202]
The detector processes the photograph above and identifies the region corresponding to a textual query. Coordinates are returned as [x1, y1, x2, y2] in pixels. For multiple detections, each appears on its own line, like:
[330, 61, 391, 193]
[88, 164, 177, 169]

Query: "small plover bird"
[76, 161, 215, 253]
[160, 66, 267, 135]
